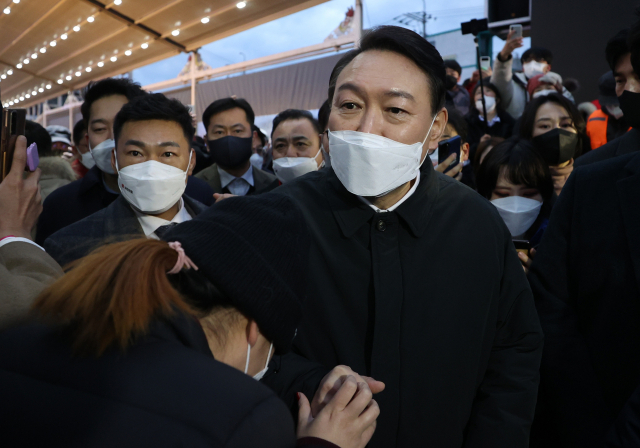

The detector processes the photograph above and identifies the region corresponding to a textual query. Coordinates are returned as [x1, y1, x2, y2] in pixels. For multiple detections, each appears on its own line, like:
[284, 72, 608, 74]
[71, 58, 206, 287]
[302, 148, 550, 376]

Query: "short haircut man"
[25, 121, 53, 158]
[443, 59, 462, 79]
[264, 25, 542, 448]
[72, 119, 87, 147]
[521, 47, 554, 65]
[202, 97, 255, 132]
[271, 109, 321, 138]
[80, 78, 147, 128]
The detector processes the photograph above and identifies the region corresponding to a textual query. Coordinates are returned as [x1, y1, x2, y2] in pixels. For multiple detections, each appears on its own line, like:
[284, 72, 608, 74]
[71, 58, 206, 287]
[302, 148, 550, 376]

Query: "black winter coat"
[263, 166, 544, 448]
[0, 313, 297, 448]
[574, 128, 640, 168]
[528, 151, 640, 448]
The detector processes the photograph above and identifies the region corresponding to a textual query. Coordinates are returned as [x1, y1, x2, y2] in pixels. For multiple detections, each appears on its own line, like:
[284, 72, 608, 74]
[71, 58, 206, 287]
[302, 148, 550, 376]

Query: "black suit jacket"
[36, 166, 214, 245]
[43, 195, 208, 267]
[195, 163, 277, 195]
[0, 312, 297, 448]
[574, 128, 640, 168]
[264, 167, 543, 448]
[528, 151, 640, 448]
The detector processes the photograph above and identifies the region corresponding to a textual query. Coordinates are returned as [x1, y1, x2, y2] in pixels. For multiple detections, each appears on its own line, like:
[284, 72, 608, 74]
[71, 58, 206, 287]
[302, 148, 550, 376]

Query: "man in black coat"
[263, 26, 543, 448]
[35, 78, 213, 245]
[528, 151, 640, 447]
[575, 28, 640, 168]
[45, 94, 209, 267]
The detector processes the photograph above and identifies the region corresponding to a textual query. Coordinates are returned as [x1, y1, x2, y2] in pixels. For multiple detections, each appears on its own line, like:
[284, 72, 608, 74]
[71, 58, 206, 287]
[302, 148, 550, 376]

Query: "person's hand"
[481, 66, 493, 78]
[519, 248, 536, 274]
[480, 134, 492, 144]
[298, 376, 380, 448]
[499, 29, 524, 60]
[213, 193, 236, 203]
[310, 365, 385, 418]
[435, 153, 463, 179]
[470, 70, 480, 83]
[0, 136, 42, 239]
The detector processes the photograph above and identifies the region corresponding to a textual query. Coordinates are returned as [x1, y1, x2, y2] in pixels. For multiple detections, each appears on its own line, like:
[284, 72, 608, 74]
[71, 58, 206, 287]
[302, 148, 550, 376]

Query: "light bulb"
[8, 102, 13, 106]
[73, 25, 80, 32]
[57, 79, 63, 84]
[75, 71, 81, 77]
[114, 0, 122, 5]
[12, 0, 19, 3]
[86, 67, 92, 72]
[87, 16, 94, 23]
[171, 29, 180, 36]
[141, 43, 148, 49]
[50, 41, 56, 47]
[65, 75, 72, 81]
[38, 88, 44, 93]
[16, 63, 22, 69]
[25, 94, 30, 98]
[236, 1, 246, 9]
[7, 70, 12, 75]
[110, 56, 117, 62]
[201, 17, 210, 24]
[3, 7, 10, 14]
[125, 50, 132, 56]
[61, 34, 67, 40]
[23, 58, 29, 64]
[1, 74, 5, 79]
[31, 53, 37, 59]
[40, 47, 46, 53]
[46, 84, 52, 89]
[97, 61, 104, 67]
[32, 90, 36, 95]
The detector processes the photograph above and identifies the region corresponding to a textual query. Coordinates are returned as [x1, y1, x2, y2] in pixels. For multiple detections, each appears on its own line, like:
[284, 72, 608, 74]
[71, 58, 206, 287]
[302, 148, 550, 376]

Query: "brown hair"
[32, 238, 194, 356]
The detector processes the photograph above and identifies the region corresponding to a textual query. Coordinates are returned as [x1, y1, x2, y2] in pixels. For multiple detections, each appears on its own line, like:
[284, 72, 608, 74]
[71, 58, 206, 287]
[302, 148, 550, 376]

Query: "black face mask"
[445, 75, 458, 90]
[532, 128, 579, 166]
[618, 90, 640, 129]
[207, 136, 253, 170]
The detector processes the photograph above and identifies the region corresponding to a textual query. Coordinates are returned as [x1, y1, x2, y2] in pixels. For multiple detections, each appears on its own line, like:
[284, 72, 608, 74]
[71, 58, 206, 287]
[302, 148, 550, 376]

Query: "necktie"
[154, 222, 179, 239]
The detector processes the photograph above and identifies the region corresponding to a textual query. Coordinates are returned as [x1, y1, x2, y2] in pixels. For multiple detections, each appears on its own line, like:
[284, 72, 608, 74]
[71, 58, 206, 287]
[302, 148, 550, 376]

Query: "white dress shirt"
[132, 198, 193, 240]
[218, 165, 254, 196]
[478, 113, 502, 128]
[358, 171, 421, 213]
[0, 237, 44, 250]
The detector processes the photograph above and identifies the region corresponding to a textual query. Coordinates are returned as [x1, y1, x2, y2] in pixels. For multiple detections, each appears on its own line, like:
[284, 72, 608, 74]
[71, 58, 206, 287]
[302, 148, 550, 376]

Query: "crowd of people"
[0, 10, 639, 448]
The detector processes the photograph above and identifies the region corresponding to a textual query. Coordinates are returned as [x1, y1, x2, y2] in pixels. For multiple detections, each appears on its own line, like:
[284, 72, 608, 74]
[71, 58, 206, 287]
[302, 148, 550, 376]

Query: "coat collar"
[78, 166, 107, 196]
[617, 152, 640, 293]
[616, 128, 640, 157]
[325, 164, 439, 239]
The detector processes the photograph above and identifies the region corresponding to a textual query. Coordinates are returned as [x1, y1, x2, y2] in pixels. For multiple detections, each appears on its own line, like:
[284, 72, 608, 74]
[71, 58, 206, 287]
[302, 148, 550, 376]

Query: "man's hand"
[435, 153, 463, 180]
[519, 248, 536, 274]
[0, 136, 42, 239]
[499, 29, 524, 61]
[213, 193, 236, 203]
[480, 134, 492, 144]
[299, 376, 379, 448]
[310, 365, 385, 418]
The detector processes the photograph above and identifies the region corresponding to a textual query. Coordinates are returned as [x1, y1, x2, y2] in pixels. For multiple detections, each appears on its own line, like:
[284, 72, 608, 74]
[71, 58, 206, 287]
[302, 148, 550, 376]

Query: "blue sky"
[133, 0, 486, 86]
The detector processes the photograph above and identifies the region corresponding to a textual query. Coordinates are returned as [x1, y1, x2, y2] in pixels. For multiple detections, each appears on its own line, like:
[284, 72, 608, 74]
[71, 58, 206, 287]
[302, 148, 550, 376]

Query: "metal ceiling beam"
[80, 0, 186, 52]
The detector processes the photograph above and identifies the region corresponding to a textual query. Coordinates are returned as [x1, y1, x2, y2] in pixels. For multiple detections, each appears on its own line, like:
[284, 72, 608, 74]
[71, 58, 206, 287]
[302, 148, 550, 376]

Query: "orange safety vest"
[587, 109, 632, 150]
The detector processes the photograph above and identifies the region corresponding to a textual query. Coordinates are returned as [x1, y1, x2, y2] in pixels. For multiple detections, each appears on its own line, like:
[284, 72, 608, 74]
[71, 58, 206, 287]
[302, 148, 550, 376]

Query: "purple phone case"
[26, 142, 39, 171]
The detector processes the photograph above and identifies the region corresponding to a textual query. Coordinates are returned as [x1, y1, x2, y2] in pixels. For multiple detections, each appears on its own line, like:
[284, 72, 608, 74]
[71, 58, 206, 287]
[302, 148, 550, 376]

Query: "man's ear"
[461, 142, 470, 163]
[252, 130, 260, 149]
[246, 319, 259, 347]
[187, 149, 196, 176]
[427, 108, 449, 151]
[544, 64, 551, 73]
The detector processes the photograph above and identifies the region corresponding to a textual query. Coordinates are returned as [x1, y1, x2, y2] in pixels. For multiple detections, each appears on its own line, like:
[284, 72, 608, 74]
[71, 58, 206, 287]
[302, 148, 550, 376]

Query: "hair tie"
[167, 241, 199, 274]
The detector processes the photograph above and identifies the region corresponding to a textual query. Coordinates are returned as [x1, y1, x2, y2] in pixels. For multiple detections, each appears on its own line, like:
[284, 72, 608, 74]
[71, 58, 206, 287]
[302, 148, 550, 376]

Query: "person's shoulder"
[575, 150, 640, 184]
[252, 166, 277, 182]
[194, 163, 216, 180]
[42, 176, 83, 207]
[575, 129, 640, 168]
[273, 169, 327, 198]
[45, 206, 109, 242]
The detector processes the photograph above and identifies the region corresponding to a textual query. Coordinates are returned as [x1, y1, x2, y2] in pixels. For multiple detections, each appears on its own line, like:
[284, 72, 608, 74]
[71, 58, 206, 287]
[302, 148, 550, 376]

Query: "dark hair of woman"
[472, 136, 505, 173]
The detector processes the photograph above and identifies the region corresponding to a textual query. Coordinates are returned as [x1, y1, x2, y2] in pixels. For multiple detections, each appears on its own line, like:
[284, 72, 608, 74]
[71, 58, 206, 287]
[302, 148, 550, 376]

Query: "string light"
[73, 25, 80, 32]
[65, 75, 72, 80]
[110, 56, 117, 62]
[0, 74, 5, 79]
[31, 53, 37, 59]
[125, 50, 132, 56]
[25, 94, 30, 99]
[171, 30, 180, 36]
[46, 84, 52, 89]
[16, 63, 22, 69]
[87, 16, 94, 23]
[201, 17, 210, 24]
[57, 79, 63, 84]
[236, 1, 246, 8]
[141, 43, 148, 49]
[38, 88, 44, 93]
[8, 102, 13, 106]
[23, 58, 29, 64]
[6, 69, 12, 75]
[86, 67, 92, 72]
[3, 7, 10, 14]
[32, 90, 36, 95]
[61, 34, 67, 40]
[114, 0, 122, 5]
[40, 47, 46, 53]
[75, 71, 81, 77]
[97, 61, 104, 67]
[12, 0, 19, 3]
[50, 41, 56, 47]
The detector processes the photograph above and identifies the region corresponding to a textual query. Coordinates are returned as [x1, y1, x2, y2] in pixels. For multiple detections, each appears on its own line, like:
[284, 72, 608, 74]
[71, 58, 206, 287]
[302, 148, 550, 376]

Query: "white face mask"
[532, 89, 556, 99]
[523, 61, 548, 79]
[606, 104, 624, 119]
[272, 148, 323, 183]
[249, 152, 264, 169]
[328, 114, 438, 197]
[89, 138, 116, 174]
[78, 149, 96, 169]
[245, 341, 274, 381]
[476, 96, 496, 113]
[115, 150, 192, 215]
[491, 196, 543, 236]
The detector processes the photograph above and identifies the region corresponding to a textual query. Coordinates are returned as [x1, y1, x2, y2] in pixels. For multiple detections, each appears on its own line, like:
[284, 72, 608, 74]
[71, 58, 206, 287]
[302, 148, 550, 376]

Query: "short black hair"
[72, 119, 86, 146]
[202, 97, 255, 132]
[470, 79, 503, 113]
[518, 92, 587, 158]
[318, 99, 330, 132]
[113, 93, 195, 145]
[271, 109, 321, 138]
[25, 120, 53, 157]
[81, 78, 146, 128]
[521, 47, 554, 65]
[444, 107, 468, 144]
[476, 138, 554, 204]
[328, 26, 446, 117]
[606, 29, 630, 72]
[443, 59, 462, 76]
[253, 125, 268, 147]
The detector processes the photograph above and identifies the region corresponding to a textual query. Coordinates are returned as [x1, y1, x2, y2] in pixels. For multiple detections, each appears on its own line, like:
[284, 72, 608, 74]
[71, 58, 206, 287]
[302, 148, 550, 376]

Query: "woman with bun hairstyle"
[0, 194, 380, 448]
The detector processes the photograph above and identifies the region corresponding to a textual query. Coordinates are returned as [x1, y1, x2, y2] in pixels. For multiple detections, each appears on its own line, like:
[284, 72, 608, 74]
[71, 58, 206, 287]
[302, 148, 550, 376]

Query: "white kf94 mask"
[90, 138, 116, 174]
[328, 114, 438, 197]
[491, 196, 542, 236]
[272, 148, 323, 183]
[115, 151, 192, 215]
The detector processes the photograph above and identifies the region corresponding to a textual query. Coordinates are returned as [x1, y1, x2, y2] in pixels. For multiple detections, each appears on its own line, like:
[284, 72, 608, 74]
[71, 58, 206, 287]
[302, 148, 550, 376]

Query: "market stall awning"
[0, 0, 326, 108]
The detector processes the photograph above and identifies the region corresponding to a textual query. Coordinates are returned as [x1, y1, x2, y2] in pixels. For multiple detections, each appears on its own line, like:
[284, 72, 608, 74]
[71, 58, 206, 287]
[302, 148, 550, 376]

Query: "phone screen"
[513, 239, 531, 256]
[437, 135, 462, 172]
[0, 109, 27, 180]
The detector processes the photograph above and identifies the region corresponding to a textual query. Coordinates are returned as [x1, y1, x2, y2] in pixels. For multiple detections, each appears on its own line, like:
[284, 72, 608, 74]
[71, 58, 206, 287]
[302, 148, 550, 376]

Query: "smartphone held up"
[0, 106, 33, 181]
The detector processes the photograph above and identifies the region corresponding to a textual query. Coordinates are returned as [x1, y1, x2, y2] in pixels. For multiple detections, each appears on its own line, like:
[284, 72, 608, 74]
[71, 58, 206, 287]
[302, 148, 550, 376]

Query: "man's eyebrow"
[383, 89, 415, 101]
[90, 118, 108, 126]
[124, 139, 146, 147]
[337, 82, 365, 96]
[158, 141, 181, 148]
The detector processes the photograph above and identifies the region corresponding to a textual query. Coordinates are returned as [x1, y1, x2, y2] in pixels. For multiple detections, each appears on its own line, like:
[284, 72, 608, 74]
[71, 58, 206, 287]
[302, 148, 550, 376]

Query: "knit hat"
[46, 125, 71, 146]
[527, 72, 563, 98]
[598, 71, 619, 107]
[162, 193, 309, 353]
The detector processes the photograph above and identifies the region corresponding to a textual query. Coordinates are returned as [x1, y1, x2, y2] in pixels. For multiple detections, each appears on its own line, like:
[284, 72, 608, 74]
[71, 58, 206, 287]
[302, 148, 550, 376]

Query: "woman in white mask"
[0, 194, 381, 448]
[271, 109, 325, 184]
[465, 81, 517, 162]
[476, 138, 555, 272]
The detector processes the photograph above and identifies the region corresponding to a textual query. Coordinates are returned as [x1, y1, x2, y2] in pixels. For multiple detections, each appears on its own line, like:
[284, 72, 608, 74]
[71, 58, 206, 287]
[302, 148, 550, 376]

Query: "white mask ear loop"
[244, 343, 251, 374]
[419, 112, 440, 167]
[113, 149, 119, 172]
[264, 343, 274, 370]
